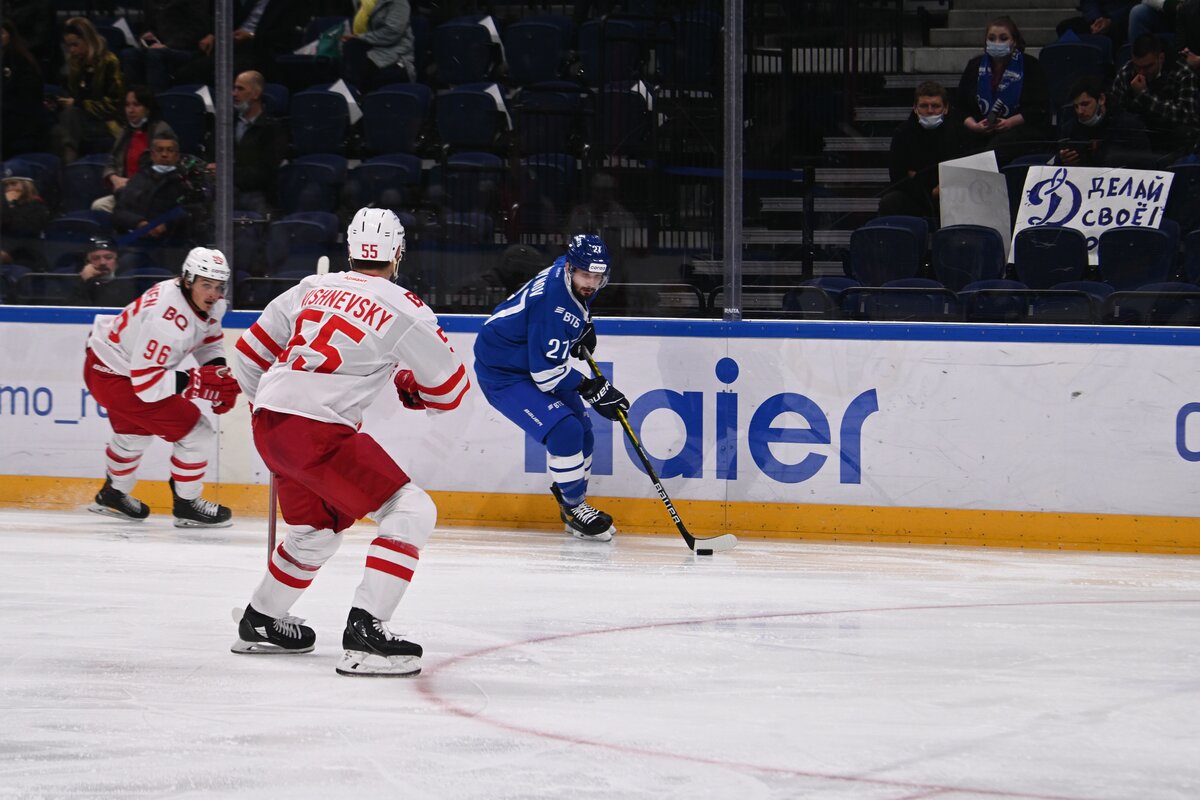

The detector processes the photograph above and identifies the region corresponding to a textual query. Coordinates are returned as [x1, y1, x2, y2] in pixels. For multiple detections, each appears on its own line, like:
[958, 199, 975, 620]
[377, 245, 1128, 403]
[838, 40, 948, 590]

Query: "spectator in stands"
[120, 0, 212, 92]
[113, 135, 198, 271]
[184, 0, 330, 84]
[2, 21, 47, 160]
[1109, 33, 1199, 157]
[880, 81, 965, 220]
[93, 86, 177, 214]
[0, 176, 50, 270]
[1057, 2, 1136, 47]
[53, 17, 124, 164]
[1057, 76, 1152, 166]
[69, 237, 139, 307]
[341, 0, 415, 90]
[227, 70, 286, 216]
[957, 16, 1051, 164]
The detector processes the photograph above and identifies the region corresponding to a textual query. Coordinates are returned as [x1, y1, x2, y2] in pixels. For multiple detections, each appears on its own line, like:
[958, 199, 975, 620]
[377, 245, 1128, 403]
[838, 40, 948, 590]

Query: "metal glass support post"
[214, 0, 234, 303]
[722, 0, 745, 321]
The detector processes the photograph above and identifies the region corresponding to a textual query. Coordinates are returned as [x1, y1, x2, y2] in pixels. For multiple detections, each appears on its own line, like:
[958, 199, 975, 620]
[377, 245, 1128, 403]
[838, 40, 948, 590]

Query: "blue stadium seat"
[290, 88, 350, 155]
[61, 154, 110, 213]
[442, 211, 495, 245]
[265, 215, 339, 275]
[579, 19, 644, 86]
[156, 89, 209, 156]
[849, 223, 925, 286]
[1102, 281, 1200, 325]
[345, 154, 424, 213]
[513, 153, 577, 234]
[1013, 226, 1089, 288]
[262, 83, 290, 117]
[959, 278, 1030, 323]
[1097, 226, 1173, 290]
[842, 278, 960, 321]
[512, 82, 586, 156]
[1166, 162, 1200, 236]
[44, 211, 111, 270]
[435, 83, 509, 154]
[363, 84, 433, 154]
[1184, 229, 1200, 284]
[276, 154, 347, 214]
[590, 82, 655, 158]
[504, 20, 566, 86]
[433, 20, 496, 86]
[1038, 42, 1108, 113]
[430, 152, 505, 214]
[932, 224, 1006, 292]
[654, 17, 718, 89]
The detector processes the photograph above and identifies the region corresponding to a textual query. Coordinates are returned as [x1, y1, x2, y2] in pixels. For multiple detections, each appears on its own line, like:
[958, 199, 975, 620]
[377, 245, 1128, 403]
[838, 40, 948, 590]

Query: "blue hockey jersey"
[473, 258, 594, 391]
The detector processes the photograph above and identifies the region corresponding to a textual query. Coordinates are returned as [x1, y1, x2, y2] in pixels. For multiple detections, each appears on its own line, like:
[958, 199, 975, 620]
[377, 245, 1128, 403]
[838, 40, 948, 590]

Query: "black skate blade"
[174, 517, 233, 529]
[230, 638, 314, 655]
[87, 503, 147, 522]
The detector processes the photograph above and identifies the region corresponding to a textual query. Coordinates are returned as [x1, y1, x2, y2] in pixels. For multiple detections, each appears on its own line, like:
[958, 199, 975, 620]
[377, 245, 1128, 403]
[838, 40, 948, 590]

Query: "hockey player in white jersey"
[230, 207, 469, 677]
[84, 246, 241, 527]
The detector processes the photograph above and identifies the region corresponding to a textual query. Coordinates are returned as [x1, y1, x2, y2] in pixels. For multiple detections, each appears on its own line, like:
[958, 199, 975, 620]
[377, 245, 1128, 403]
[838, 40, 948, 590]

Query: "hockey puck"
[695, 548, 714, 556]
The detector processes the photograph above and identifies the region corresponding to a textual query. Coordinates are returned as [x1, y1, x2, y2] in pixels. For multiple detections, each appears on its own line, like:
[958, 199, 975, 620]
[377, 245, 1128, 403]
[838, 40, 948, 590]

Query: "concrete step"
[948, 8, 1069, 28]
[855, 106, 911, 122]
[884, 73, 961, 90]
[930, 27, 1057, 47]
[904, 45, 1041, 73]
[955, 0, 1074, 8]
[824, 136, 892, 152]
[814, 167, 891, 185]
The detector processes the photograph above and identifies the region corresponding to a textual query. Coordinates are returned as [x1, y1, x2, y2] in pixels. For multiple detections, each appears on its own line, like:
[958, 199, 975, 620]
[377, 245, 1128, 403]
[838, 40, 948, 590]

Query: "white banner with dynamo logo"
[1011, 166, 1174, 265]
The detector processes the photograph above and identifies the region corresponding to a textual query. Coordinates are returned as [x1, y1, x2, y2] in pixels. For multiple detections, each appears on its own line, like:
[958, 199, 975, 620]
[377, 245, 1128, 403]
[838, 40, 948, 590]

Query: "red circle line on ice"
[418, 598, 1199, 800]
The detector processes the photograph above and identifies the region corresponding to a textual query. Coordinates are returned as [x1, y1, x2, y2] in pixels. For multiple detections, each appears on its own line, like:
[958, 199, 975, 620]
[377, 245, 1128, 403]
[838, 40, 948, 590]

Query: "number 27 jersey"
[233, 271, 469, 429]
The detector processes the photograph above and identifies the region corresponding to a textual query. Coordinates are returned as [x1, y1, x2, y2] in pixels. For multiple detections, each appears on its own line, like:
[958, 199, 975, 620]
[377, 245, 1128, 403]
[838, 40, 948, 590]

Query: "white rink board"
[4, 309, 1200, 516]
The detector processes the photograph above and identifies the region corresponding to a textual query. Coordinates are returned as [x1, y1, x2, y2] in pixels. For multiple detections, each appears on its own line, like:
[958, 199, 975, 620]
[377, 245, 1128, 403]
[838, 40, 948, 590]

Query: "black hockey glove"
[577, 376, 629, 421]
[569, 320, 597, 359]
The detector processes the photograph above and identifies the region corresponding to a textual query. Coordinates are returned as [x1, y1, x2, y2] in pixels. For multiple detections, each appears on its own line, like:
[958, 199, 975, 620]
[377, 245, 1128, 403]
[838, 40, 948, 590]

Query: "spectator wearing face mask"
[224, 70, 285, 216]
[93, 86, 176, 213]
[957, 15, 1052, 164]
[1057, 76, 1152, 167]
[878, 81, 966, 220]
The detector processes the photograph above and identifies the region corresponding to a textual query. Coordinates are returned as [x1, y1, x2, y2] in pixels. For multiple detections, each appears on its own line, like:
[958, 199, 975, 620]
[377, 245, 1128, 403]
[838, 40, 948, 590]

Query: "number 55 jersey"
[233, 271, 469, 428]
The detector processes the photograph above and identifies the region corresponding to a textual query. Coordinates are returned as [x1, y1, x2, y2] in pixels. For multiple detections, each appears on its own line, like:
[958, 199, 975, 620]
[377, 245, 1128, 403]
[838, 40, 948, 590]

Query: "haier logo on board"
[525, 357, 879, 484]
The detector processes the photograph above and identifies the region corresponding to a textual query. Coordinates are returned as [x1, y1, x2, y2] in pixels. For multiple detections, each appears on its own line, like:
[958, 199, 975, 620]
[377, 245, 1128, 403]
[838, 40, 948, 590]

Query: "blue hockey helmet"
[565, 234, 611, 289]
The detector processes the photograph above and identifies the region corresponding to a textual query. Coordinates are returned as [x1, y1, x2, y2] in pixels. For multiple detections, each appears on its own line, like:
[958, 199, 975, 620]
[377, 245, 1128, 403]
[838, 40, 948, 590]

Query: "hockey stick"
[316, 255, 330, 275]
[267, 473, 277, 566]
[581, 349, 738, 555]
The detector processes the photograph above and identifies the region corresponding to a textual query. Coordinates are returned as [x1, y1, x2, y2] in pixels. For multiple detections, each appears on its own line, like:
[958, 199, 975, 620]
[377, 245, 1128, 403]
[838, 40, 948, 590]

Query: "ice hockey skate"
[336, 607, 422, 677]
[230, 604, 315, 654]
[550, 483, 615, 542]
[87, 477, 150, 521]
[170, 478, 232, 528]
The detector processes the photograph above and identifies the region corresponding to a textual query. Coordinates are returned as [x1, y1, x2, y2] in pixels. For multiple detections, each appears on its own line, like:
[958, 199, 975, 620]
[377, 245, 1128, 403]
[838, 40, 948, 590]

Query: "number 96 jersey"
[233, 271, 470, 429]
[87, 279, 227, 403]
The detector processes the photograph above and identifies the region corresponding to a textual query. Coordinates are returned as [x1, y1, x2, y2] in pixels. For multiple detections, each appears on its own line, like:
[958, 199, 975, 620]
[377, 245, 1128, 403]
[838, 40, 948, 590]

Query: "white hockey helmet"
[181, 246, 231, 284]
[347, 207, 406, 267]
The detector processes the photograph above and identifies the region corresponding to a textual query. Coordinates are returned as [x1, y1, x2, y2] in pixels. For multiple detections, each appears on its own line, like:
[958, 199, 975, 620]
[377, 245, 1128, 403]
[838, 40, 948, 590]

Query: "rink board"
[2, 306, 1200, 553]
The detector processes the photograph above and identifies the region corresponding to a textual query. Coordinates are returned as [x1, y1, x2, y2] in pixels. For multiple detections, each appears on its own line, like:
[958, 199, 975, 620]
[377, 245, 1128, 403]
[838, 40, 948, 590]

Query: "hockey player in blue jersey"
[473, 234, 629, 541]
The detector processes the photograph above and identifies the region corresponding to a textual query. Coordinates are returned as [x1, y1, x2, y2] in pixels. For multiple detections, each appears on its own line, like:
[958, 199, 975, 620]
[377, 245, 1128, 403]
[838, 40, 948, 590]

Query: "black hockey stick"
[582, 349, 737, 554]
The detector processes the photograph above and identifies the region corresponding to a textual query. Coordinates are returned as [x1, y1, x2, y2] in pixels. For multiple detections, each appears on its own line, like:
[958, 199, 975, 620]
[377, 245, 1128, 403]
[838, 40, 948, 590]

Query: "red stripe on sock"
[108, 464, 138, 477]
[268, 558, 313, 589]
[365, 556, 414, 582]
[276, 544, 321, 572]
[370, 538, 420, 559]
[170, 473, 203, 482]
[170, 456, 207, 470]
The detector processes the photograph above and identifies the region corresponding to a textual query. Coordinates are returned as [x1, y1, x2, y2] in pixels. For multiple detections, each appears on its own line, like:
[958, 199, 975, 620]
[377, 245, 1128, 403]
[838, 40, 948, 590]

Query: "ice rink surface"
[2, 509, 1199, 800]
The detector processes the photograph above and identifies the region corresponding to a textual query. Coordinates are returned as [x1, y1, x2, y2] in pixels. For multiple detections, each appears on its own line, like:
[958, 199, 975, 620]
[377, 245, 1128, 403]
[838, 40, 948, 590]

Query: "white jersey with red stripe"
[86, 279, 227, 402]
[233, 271, 469, 428]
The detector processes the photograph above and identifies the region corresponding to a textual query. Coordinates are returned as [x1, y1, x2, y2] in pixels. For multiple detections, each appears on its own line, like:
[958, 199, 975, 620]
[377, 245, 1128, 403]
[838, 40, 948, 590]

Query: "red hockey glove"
[393, 369, 427, 410]
[183, 365, 241, 411]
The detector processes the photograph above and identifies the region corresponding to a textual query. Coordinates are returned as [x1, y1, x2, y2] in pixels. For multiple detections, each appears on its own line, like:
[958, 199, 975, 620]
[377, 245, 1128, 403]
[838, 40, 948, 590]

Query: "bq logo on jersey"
[524, 357, 880, 485]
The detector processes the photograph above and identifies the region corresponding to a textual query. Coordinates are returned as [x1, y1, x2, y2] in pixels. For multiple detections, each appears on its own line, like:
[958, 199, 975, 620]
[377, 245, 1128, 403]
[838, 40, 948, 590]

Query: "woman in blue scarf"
[956, 16, 1051, 164]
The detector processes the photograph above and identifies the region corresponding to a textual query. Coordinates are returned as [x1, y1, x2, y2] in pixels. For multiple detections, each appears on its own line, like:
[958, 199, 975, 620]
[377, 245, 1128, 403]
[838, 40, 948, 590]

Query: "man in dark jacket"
[113, 135, 200, 272]
[119, 0, 213, 93]
[69, 237, 140, 307]
[1110, 33, 1200, 157]
[879, 81, 966, 219]
[230, 70, 286, 216]
[1057, 76, 1152, 167]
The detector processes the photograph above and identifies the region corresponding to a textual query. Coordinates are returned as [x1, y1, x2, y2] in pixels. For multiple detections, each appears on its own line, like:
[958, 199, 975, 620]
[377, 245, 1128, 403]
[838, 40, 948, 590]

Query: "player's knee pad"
[545, 414, 585, 456]
[110, 433, 154, 457]
[174, 414, 215, 460]
[369, 483, 437, 550]
[282, 525, 342, 566]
